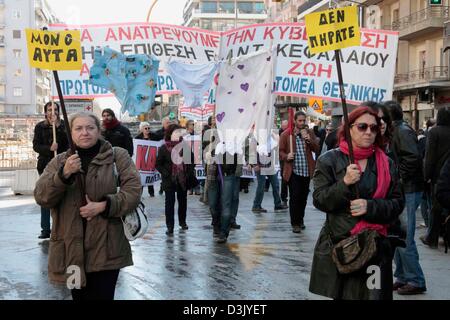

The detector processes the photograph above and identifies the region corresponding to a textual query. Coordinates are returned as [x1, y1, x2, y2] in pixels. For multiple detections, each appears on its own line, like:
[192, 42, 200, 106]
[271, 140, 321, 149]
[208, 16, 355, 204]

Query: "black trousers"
[288, 174, 310, 226]
[426, 188, 445, 246]
[71, 269, 120, 301]
[165, 185, 187, 229]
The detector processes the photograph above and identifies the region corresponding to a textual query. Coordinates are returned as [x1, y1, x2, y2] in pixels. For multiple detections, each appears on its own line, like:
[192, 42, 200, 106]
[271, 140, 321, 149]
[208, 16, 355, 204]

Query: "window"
[14, 69, 22, 77]
[13, 30, 21, 39]
[13, 10, 21, 19]
[254, 2, 266, 14]
[13, 49, 21, 58]
[201, 2, 217, 13]
[219, 2, 235, 13]
[238, 2, 253, 14]
[13, 87, 23, 97]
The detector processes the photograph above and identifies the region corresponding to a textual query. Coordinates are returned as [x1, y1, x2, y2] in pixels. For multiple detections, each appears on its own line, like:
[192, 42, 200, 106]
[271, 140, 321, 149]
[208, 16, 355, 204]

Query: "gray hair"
[68, 112, 101, 131]
[139, 121, 150, 132]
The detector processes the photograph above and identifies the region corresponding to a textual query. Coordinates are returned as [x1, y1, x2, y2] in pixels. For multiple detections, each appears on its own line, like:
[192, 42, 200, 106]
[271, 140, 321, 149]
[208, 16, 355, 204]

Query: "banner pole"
[334, 49, 359, 197]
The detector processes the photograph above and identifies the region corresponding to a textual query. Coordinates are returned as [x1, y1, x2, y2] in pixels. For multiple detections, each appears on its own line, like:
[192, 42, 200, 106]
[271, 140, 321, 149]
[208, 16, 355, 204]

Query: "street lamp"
[146, 0, 159, 23]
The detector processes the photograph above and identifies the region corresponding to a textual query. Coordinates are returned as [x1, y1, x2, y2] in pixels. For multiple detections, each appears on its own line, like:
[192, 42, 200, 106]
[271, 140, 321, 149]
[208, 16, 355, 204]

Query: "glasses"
[144, 127, 150, 130]
[351, 123, 378, 133]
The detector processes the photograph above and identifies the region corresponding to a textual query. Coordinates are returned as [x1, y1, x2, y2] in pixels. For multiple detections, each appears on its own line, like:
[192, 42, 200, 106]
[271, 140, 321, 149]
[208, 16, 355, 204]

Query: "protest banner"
[305, 6, 361, 54]
[26, 29, 83, 70]
[219, 22, 398, 105]
[180, 104, 215, 122]
[49, 21, 397, 106]
[133, 139, 163, 186]
[49, 22, 220, 98]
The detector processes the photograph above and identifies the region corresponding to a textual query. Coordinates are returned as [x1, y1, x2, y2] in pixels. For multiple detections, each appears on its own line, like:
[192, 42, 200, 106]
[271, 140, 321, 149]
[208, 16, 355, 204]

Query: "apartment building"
[183, 0, 267, 31]
[265, 0, 303, 23]
[0, 0, 58, 116]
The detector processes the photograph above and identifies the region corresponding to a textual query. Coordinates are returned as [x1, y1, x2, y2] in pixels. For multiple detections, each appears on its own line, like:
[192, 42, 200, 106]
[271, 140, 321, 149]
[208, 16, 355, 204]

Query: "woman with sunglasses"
[309, 106, 404, 300]
[135, 122, 159, 197]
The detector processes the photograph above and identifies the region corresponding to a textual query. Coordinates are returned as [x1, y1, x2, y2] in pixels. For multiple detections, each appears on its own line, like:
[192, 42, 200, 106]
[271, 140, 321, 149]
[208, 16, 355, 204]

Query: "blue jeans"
[207, 180, 221, 228]
[41, 206, 51, 234]
[252, 173, 282, 209]
[394, 192, 426, 288]
[220, 176, 240, 238]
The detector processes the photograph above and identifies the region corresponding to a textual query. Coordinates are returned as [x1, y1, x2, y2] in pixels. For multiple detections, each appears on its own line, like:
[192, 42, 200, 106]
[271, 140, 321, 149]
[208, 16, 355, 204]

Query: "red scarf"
[339, 140, 391, 236]
[103, 118, 120, 130]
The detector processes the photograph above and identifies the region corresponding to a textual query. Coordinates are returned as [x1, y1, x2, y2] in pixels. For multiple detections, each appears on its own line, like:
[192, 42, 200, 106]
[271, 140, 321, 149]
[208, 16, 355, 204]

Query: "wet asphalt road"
[0, 183, 449, 300]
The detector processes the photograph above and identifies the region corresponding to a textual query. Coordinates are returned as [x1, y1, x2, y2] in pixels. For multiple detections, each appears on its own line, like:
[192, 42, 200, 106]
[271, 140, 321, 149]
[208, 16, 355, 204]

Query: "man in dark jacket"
[385, 100, 426, 295]
[33, 101, 69, 239]
[436, 157, 450, 210]
[422, 107, 450, 248]
[101, 108, 133, 156]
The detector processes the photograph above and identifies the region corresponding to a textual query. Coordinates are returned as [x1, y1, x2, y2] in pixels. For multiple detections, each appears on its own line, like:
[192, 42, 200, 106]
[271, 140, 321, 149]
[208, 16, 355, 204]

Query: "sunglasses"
[351, 122, 379, 133]
[144, 127, 150, 130]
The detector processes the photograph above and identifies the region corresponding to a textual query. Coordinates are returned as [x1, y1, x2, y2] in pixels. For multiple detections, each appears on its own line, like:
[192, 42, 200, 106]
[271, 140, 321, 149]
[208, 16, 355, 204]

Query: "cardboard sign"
[305, 6, 361, 54]
[26, 29, 82, 70]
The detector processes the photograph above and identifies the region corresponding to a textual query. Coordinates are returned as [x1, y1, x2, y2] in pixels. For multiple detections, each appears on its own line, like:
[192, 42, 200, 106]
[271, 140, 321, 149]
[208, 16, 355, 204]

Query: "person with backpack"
[34, 112, 142, 300]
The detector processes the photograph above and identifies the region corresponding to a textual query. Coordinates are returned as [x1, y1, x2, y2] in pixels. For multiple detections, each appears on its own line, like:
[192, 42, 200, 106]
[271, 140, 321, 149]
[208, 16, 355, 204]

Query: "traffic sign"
[309, 98, 323, 113]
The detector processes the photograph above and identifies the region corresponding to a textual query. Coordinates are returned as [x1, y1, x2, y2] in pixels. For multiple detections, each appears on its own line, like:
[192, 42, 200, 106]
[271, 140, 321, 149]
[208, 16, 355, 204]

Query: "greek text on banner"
[305, 6, 361, 54]
[26, 29, 82, 70]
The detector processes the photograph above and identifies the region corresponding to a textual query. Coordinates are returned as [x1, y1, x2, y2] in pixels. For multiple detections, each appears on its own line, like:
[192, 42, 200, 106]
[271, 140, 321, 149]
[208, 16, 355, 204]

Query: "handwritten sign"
[305, 6, 361, 54]
[26, 29, 82, 70]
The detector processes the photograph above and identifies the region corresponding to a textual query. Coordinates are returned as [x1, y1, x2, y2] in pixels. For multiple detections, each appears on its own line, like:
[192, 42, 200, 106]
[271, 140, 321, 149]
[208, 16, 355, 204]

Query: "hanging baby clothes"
[89, 48, 159, 116]
[89, 47, 127, 105]
[166, 60, 219, 108]
[124, 54, 159, 116]
[215, 50, 276, 156]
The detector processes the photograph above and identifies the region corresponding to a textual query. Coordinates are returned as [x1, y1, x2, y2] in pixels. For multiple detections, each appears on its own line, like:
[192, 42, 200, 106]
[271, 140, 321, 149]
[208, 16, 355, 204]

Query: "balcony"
[392, 6, 449, 40]
[394, 66, 450, 90]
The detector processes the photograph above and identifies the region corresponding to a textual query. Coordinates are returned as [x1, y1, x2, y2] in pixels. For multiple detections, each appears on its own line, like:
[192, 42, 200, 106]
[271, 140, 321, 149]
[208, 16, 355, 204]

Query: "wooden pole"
[51, 100, 57, 157]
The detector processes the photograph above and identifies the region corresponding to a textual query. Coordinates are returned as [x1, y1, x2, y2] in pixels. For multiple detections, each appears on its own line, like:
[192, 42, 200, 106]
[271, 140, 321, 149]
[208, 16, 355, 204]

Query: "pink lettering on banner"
[81, 29, 93, 42]
[361, 33, 388, 49]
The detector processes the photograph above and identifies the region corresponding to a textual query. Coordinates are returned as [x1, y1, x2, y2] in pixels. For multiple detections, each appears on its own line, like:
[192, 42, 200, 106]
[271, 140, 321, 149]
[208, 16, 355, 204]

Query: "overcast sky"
[46, 0, 186, 25]
[46, 0, 187, 118]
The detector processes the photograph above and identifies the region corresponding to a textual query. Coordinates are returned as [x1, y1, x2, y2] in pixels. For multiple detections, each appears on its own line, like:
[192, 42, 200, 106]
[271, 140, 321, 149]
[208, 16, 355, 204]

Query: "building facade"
[0, 0, 58, 116]
[183, 0, 267, 31]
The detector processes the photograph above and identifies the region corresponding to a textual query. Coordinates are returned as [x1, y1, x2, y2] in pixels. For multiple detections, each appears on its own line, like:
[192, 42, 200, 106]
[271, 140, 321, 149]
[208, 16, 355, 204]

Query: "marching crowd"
[32, 101, 450, 300]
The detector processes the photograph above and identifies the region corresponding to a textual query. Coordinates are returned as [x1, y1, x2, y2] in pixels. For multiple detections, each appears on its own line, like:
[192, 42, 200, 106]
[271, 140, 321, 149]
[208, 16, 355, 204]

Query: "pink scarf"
[339, 140, 391, 236]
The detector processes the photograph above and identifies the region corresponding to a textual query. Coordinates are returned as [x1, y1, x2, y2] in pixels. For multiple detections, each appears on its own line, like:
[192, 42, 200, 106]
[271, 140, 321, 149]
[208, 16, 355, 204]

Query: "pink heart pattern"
[237, 65, 244, 70]
[238, 108, 244, 113]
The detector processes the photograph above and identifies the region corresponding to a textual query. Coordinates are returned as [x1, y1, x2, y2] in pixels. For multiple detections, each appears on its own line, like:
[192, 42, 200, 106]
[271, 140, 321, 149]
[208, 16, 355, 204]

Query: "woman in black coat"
[156, 124, 197, 235]
[309, 106, 404, 300]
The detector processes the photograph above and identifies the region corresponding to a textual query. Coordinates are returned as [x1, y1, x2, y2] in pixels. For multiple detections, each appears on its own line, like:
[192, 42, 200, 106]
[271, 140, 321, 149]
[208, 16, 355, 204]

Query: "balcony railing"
[392, 6, 450, 31]
[394, 66, 449, 84]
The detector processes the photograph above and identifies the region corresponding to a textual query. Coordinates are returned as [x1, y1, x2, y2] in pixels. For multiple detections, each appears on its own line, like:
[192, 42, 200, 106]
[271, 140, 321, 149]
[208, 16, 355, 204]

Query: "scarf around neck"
[339, 140, 391, 236]
[103, 118, 120, 130]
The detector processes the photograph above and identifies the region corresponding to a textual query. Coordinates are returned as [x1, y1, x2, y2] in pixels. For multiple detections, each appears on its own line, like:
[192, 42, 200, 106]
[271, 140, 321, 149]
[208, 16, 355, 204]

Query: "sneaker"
[38, 231, 50, 239]
[165, 228, 174, 236]
[397, 284, 426, 295]
[180, 224, 189, 230]
[420, 235, 438, 249]
[252, 207, 267, 213]
[216, 236, 227, 244]
[274, 205, 288, 211]
[230, 223, 241, 229]
[292, 226, 301, 233]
